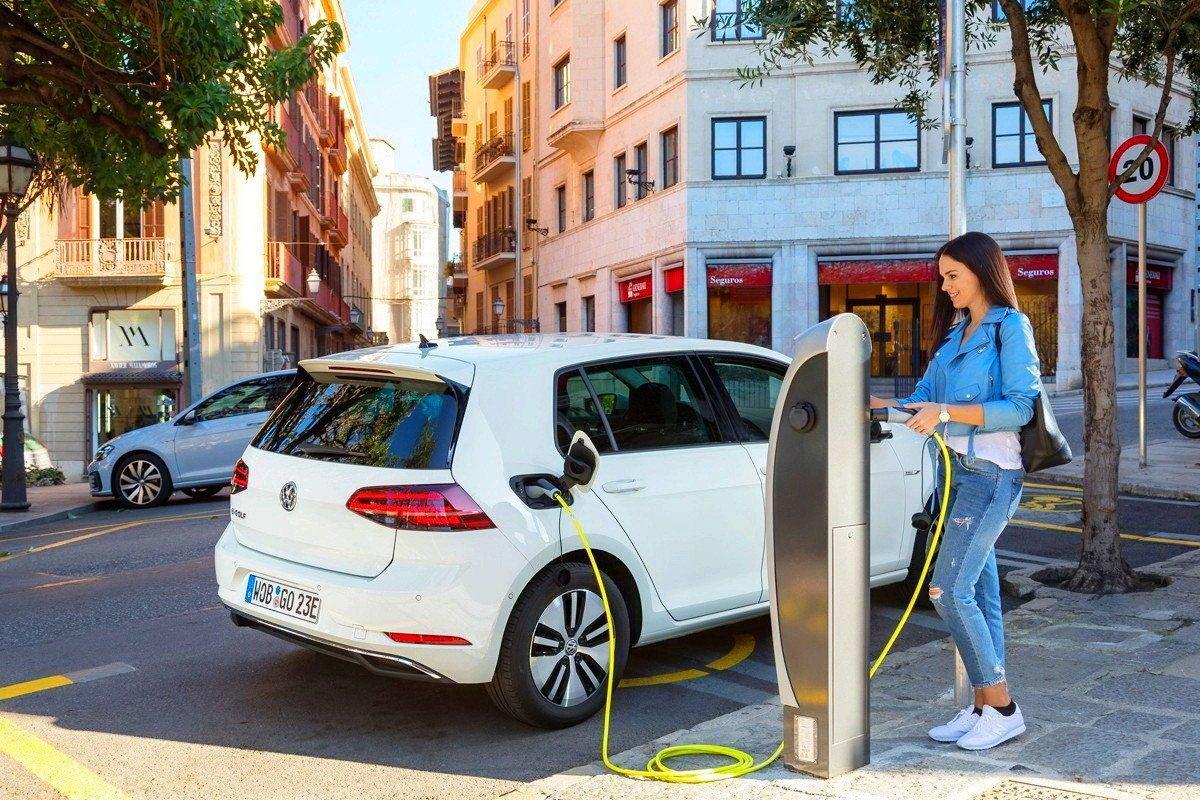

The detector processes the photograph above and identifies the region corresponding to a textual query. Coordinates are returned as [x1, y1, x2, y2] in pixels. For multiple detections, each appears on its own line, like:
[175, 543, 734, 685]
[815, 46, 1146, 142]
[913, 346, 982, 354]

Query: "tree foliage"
[0, 0, 341, 207]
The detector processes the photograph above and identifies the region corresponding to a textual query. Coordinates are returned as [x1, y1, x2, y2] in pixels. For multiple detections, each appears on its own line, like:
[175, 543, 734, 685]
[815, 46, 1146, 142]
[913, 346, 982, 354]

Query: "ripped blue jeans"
[929, 452, 1024, 689]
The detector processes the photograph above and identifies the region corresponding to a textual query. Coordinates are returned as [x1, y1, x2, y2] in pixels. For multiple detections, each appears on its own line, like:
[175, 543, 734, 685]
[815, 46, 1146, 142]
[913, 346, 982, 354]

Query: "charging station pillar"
[766, 313, 871, 778]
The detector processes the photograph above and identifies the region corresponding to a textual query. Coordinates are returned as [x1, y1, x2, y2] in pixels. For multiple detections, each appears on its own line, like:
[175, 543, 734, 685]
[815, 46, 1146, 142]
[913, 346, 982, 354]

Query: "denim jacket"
[897, 305, 1040, 439]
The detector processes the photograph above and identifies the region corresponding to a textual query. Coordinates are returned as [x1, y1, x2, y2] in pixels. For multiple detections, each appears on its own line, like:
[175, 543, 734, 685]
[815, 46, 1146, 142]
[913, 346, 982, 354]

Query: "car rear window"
[252, 374, 464, 469]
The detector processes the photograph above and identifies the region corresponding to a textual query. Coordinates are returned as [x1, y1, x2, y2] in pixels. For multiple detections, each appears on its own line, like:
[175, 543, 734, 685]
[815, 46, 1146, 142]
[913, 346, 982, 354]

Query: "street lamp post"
[492, 296, 505, 333]
[0, 133, 37, 511]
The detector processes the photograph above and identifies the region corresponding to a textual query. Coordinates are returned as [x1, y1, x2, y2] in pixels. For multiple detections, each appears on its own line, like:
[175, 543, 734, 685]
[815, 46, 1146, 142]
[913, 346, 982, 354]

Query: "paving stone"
[1105, 744, 1200, 784]
[1085, 672, 1200, 714]
[1160, 718, 1200, 743]
[1088, 710, 1181, 736]
[1016, 693, 1118, 727]
[1009, 725, 1148, 778]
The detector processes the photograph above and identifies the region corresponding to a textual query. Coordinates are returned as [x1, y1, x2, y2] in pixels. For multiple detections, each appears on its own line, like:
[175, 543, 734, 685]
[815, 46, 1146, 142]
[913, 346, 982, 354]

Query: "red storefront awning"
[817, 253, 1058, 284]
[618, 274, 653, 303]
[707, 263, 772, 288]
[1126, 261, 1174, 291]
[664, 266, 685, 293]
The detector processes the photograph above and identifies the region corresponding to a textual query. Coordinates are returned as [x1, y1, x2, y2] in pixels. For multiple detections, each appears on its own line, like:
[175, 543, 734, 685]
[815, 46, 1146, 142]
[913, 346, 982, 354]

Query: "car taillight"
[231, 459, 249, 494]
[385, 632, 471, 646]
[346, 484, 494, 531]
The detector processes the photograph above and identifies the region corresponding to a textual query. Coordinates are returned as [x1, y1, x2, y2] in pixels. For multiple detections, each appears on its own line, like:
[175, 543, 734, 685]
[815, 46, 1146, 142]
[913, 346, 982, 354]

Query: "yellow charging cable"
[552, 430, 953, 783]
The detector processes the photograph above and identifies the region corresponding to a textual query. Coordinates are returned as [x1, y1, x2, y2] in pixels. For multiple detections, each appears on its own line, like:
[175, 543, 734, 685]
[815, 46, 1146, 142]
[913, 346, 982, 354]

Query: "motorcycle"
[1162, 350, 1200, 439]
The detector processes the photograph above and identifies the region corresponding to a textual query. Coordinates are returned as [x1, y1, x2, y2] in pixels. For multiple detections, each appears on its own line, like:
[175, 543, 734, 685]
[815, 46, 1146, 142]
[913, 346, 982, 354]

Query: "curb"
[0, 500, 110, 536]
[1032, 471, 1200, 502]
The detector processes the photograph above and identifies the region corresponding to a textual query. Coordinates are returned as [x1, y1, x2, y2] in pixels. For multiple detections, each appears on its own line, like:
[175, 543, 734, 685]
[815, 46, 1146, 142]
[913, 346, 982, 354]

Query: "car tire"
[113, 454, 173, 508]
[487, 562, 629, 729]
[182, 486, 224, 501]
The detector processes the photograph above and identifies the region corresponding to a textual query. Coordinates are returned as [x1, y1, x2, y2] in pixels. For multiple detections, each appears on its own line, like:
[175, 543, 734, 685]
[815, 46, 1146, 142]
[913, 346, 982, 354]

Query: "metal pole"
[945, 0, 972, 707]
[1138, 201, 1147, 468]
[180, 157, 203, 403]
[1, 206, 29, 510]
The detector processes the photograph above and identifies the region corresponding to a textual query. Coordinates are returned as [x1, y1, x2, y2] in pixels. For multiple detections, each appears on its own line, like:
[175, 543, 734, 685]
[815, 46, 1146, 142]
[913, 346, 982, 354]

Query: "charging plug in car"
[512, 431, 602, 510]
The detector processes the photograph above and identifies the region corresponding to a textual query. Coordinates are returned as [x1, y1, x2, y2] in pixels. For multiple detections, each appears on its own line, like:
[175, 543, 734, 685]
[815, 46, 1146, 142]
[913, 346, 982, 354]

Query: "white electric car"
[215, 334, 927, 728]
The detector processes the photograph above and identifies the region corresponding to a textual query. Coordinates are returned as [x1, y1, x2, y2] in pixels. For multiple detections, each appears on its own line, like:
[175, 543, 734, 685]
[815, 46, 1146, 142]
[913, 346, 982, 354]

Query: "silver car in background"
[88, 370, 295, 508]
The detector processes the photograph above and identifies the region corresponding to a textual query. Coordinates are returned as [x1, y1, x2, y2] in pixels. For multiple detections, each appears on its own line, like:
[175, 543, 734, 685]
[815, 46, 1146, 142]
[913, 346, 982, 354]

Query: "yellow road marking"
[1024, 481, 1079, 492]
[31, 577, 99, 591]
[0, 511, 223, 564]
[1019, 494, 1082, 512]
[1011, 517, 1200, 549]
[618, 634, 757, 688]
[0, 716, 130, 799]
[0, 675, 72, 702]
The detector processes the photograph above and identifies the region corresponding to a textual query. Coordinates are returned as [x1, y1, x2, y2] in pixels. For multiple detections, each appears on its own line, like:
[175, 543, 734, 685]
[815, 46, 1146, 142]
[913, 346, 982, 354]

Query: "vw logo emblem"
[279, 481, 297, 512]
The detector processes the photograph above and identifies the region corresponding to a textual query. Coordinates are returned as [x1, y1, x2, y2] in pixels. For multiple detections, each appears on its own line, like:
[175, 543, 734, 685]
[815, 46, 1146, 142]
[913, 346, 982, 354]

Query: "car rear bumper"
[214, 522, 527, 684]
[225, 606, 450, 682]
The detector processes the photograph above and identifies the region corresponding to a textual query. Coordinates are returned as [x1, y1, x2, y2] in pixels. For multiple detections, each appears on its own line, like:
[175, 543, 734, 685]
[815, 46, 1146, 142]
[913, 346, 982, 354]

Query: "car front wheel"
[487, 562, 629, 728]
[113, 454, 173, 508]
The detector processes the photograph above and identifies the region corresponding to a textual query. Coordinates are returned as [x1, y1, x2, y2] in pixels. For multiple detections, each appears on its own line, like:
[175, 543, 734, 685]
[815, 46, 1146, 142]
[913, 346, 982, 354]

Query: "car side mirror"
[176, 410, 197, 426]
[559, 431, 600, 493]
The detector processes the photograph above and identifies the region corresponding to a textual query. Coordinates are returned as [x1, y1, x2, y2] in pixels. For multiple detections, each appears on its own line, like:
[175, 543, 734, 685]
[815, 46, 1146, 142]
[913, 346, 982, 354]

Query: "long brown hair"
[929, 231, 1021, 358]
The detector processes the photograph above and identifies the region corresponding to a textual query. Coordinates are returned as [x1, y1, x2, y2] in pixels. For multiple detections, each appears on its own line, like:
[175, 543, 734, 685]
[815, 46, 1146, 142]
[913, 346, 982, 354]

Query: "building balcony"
[546, 118, 605, 161]
[329, 138, 347, 174]
[267, 107, 301, 172]
[328, 206, 349, 248]
[472, 229, 516, 270]
[266, 242, 303, 297]
[479, 41, 516, 89]
[53, 238, 173, 285]
[473, 133, 515, 183]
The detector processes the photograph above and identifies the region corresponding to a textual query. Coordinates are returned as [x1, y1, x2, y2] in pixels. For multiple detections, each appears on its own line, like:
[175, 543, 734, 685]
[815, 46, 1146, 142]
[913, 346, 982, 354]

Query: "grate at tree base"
[969, 780, 1119, 800]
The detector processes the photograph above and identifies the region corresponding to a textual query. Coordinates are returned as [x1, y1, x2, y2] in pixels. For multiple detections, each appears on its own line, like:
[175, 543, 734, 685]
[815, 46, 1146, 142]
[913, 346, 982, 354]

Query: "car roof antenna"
[418, 334, 437, 350]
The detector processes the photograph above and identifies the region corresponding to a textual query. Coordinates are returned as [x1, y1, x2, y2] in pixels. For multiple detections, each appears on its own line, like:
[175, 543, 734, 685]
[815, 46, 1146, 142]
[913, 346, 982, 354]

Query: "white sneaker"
[956, 704, 1026, 750]
[928, 706, 980, 743]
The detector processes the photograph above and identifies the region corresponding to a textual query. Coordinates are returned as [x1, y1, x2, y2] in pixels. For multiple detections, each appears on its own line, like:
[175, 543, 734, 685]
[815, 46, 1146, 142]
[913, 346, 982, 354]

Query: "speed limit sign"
[1109, 134, 1170, 204]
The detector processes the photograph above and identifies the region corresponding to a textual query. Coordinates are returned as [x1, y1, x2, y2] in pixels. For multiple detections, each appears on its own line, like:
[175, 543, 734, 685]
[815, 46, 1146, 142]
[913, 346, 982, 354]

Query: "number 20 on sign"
[1108, 134, 1170, 204]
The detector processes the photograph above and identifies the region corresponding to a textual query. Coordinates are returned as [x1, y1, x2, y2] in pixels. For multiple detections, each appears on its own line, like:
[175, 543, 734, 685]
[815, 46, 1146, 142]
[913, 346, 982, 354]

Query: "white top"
[944, 430, 1023, 471]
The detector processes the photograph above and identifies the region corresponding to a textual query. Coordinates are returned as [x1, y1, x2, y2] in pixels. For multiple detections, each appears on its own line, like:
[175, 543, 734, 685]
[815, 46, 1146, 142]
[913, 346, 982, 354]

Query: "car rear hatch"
[230, 352, 475, 578]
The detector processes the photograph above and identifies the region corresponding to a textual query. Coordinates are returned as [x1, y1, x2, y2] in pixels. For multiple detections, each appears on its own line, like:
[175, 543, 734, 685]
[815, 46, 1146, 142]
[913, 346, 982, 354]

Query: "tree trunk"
[1063, 208, 1143, 593]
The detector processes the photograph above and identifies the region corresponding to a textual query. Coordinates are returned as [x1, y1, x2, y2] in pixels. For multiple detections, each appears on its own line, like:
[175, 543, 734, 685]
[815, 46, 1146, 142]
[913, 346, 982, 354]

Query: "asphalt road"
[1052, 385, 1181, 453]
[0, 477, 1196, 800]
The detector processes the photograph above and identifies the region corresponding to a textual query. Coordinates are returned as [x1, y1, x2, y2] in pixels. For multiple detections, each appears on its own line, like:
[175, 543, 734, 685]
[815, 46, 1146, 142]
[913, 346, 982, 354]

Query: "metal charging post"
[765, 313, 871, 778]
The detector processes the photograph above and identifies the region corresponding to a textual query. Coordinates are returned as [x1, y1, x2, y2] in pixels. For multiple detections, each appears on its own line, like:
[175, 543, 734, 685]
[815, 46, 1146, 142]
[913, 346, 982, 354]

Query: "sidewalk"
[1039, 438, 1200, 501]
[1049, 368, 1179, 397]
[0, 480, 107, 534]
[504, 550, 1200, 800]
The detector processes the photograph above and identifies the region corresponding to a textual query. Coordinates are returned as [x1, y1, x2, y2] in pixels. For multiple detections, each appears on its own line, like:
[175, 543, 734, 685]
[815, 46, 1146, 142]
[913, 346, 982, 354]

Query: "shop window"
[993, 100, 1051, 167]
[94, 387, 177, 448]
[712, 117, 766, 179]
[584, 358, 718, 451]
[835, 109, 919, 174]
[1125, 261, 1172, 360]
[706, 262, 771, 346]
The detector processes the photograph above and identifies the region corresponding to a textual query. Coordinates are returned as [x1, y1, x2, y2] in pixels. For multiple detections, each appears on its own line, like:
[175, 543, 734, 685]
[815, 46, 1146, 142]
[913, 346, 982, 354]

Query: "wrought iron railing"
[472, 229, 516, 262]
[473, 133, 515, 176]
[479, 41, 516, 81]
[54, 238, 171, 279]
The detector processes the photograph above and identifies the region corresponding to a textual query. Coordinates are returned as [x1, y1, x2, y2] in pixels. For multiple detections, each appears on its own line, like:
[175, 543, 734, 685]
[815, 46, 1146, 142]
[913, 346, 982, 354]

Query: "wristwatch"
[938, 403, 951, 424]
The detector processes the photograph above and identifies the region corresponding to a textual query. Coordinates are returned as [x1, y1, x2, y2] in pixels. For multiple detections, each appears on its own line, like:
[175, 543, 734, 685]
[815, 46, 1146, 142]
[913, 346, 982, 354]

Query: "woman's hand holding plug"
[901, 402, 943, 436]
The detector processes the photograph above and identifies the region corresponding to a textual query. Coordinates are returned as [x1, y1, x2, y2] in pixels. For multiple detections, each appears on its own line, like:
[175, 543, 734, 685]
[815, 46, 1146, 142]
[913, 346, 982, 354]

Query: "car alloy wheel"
[118, 458, 166, 506]
[529, 587, 611, 707]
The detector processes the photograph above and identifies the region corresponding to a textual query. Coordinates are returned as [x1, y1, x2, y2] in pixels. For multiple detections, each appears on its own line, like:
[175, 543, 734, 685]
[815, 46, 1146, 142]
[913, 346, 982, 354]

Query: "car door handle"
[601, 479, 645, 494]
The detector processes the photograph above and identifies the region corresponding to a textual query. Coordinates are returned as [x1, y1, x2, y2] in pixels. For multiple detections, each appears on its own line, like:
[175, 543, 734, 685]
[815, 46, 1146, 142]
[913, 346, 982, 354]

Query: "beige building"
[369, 140, 445, 343]
[436, 0, 1196, 392]
[2, 0, 379, 478]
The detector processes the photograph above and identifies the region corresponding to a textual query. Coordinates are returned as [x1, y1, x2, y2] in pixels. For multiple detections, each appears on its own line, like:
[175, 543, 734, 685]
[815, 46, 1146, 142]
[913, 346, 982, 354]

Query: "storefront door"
[846, 297, 920, 397]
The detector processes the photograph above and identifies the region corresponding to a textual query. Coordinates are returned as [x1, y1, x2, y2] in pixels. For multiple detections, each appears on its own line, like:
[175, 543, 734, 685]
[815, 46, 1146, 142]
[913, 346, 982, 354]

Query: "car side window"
[264, 375, 295, 410]
[708, 358, 785, 442]
[554, 370, 614, 453]
[194, 379, 278, 422]
[585, 357, 718, 451]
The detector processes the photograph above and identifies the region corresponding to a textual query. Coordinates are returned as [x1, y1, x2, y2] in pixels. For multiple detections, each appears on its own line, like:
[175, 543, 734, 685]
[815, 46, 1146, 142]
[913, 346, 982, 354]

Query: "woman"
[870, 231, 1040, 751]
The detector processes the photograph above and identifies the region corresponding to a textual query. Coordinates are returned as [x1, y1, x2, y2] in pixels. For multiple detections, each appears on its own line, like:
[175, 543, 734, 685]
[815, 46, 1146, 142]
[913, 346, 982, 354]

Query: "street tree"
[724, 0, 1195, 592]
[0, 0, 341, 209]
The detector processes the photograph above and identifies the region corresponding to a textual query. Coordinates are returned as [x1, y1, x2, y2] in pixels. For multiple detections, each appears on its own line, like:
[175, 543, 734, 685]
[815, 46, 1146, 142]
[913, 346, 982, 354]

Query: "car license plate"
[245, 574, 321, 623]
